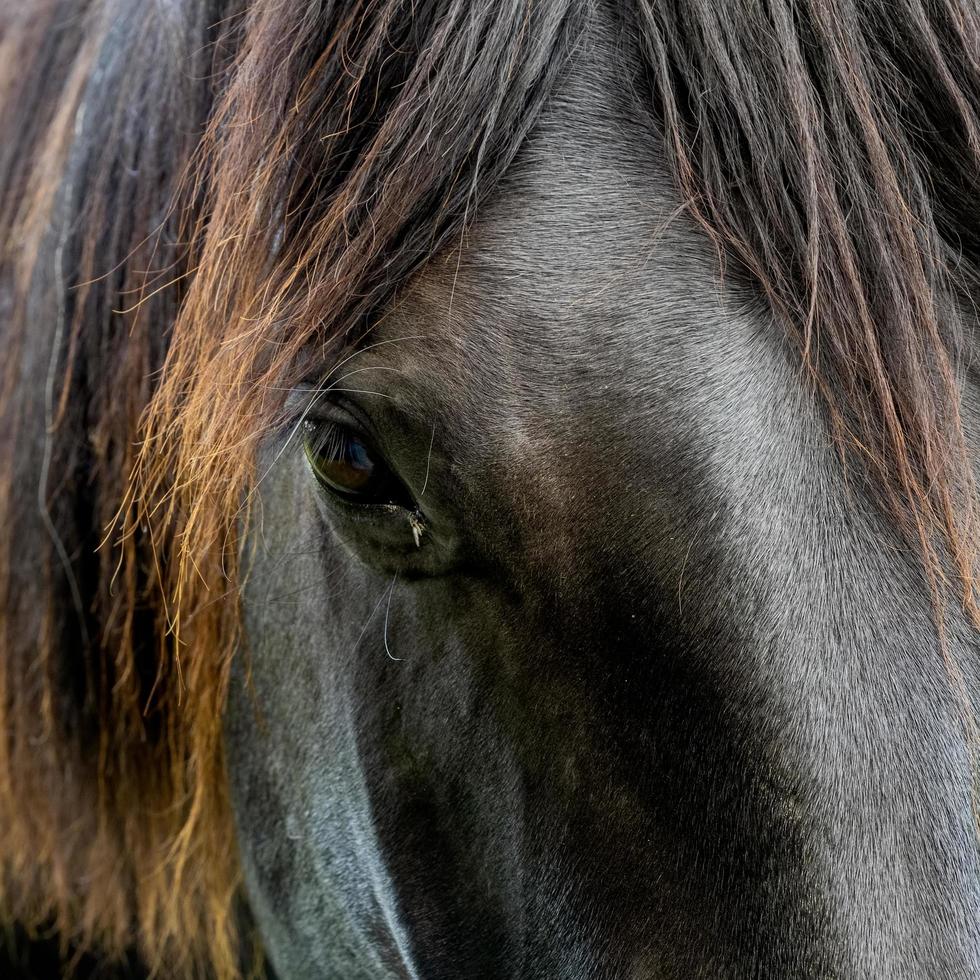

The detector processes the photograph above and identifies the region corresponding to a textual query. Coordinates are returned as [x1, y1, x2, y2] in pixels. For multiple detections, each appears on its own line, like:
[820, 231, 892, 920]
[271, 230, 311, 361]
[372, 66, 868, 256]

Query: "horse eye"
[302, 419, 402, 505]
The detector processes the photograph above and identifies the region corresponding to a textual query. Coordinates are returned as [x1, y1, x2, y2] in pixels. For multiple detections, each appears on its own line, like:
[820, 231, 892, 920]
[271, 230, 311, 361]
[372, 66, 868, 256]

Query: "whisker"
[351, 581, 394, 656]
[383, 573, 402, 662]
[420, 422, 436, 498]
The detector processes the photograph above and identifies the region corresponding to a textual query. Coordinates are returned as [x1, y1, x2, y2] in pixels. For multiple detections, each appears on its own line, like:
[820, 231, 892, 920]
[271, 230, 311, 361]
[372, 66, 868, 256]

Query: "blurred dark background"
[0, 928, 146, 980]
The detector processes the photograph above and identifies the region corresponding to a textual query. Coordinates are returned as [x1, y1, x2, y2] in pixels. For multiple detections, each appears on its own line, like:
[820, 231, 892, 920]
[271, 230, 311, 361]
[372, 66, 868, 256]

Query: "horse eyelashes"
[302, 418, 350, 464]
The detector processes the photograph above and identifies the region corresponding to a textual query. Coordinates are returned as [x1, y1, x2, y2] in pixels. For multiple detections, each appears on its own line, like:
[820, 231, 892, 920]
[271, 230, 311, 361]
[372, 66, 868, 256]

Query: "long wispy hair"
[1, 0, 978, 975]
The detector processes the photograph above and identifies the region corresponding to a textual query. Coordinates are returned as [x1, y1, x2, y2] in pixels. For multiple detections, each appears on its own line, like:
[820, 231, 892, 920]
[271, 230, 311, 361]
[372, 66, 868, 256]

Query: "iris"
[302, 419, 399, 504]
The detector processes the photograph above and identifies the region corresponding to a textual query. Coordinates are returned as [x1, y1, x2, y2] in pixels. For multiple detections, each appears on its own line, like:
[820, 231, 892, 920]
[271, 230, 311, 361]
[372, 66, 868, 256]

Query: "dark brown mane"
[1, 0, 978, 975]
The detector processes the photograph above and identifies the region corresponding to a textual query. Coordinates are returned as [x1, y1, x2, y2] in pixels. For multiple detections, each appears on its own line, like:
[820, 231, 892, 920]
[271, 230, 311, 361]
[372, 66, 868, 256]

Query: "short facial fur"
[228, 17, 980, 977]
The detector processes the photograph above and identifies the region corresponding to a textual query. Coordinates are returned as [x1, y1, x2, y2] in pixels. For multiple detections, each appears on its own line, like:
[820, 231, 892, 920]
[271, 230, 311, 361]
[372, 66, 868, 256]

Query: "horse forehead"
[377, 24, 691, 367]
[383, 107, 707, 390]
[361, 49, 782, 529]
[379, 133, 747, 457]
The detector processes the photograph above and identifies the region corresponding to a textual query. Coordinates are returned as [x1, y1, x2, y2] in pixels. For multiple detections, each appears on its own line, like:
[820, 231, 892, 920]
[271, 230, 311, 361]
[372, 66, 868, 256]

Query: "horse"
[2, 0, 980, 976]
